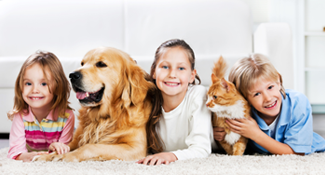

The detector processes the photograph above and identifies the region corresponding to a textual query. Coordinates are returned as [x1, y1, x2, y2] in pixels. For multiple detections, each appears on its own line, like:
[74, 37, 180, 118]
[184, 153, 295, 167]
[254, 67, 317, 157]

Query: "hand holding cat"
[226, 117, 263, 140]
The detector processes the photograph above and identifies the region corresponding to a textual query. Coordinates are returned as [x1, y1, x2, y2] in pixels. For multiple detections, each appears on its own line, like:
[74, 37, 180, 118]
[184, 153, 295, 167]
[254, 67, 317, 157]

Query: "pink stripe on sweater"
[25, 130, 62, 138]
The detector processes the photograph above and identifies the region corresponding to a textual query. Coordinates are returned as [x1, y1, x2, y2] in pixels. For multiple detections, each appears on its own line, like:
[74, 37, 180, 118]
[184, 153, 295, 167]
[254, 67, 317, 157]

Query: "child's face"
[153, 47, 196, 99]
[247, 78, 282, 119]
[22, 63, 54, 112]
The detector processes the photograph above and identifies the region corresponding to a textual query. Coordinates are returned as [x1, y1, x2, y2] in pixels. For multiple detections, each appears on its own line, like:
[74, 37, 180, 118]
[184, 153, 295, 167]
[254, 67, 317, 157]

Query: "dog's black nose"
[69, 71, 82, 81]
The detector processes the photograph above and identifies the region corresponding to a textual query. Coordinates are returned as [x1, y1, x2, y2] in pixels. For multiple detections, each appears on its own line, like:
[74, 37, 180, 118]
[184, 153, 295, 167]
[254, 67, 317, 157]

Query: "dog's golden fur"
[35, 47, 156, 162]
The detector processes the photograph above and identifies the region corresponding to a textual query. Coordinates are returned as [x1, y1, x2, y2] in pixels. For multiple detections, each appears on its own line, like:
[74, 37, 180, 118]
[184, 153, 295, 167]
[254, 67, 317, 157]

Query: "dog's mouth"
[74, 86, 105, 104]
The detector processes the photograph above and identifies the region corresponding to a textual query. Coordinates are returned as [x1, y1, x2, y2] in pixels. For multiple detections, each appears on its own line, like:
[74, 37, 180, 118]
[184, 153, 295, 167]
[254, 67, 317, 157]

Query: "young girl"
[7, 51, 75, 162]
[137, 39, 216, 165]
[215, 53, 325, 155]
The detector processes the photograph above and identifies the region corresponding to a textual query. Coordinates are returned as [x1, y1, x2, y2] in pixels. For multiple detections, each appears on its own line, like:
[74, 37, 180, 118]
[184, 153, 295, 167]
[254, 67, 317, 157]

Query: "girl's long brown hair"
[146, 39, 200, 153]
[7, 51, 72, 120]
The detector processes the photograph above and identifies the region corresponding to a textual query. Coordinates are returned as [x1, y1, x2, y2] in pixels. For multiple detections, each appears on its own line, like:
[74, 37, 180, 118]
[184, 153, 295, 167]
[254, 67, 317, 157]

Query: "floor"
[0, 114, 324, 149]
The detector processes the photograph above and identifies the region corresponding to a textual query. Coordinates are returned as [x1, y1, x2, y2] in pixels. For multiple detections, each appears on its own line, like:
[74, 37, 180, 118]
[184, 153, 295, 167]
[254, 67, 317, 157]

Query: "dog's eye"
[81, 62, 84, 66]
[96, 61, 107, 68]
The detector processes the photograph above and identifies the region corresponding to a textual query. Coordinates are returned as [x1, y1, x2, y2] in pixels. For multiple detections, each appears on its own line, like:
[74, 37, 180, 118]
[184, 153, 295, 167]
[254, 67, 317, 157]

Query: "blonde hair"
[228, 53, 286, 99]
[7, 51, 72, 120]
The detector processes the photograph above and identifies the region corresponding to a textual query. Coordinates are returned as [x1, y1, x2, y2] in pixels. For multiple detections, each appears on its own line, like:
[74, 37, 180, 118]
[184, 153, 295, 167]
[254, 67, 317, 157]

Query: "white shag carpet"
[0, 147, 324, 175]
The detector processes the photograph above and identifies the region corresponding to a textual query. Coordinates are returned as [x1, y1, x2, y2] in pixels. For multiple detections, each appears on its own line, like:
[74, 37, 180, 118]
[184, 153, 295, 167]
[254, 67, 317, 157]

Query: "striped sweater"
[8, 107, 75, 159]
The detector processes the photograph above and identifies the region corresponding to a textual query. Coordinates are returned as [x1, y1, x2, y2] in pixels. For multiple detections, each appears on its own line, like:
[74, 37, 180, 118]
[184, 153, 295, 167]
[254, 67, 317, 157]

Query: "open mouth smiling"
[74, 86, 105, 104]
[164, 82, 180, 86]
[265, 100, 277, 109]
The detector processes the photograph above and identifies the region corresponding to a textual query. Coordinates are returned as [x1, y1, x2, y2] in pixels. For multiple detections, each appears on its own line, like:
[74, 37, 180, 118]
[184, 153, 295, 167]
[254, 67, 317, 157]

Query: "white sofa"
[0, 0, 293, 133]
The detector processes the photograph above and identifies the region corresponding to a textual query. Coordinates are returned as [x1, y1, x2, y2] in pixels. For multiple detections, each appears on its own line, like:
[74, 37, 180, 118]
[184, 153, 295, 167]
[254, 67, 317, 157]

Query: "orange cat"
[206, 56, 249, 155]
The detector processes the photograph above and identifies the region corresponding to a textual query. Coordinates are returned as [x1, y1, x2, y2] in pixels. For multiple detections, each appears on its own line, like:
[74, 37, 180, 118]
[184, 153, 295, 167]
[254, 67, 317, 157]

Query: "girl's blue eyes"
[24, 82, 47, 86]
[268, 85, 274, 90]
[161, 66, 185, 70]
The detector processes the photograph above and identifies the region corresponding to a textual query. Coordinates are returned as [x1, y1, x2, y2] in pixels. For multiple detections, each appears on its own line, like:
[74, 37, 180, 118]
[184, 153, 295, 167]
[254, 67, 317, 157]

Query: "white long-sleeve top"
[157, 85, 216, 160]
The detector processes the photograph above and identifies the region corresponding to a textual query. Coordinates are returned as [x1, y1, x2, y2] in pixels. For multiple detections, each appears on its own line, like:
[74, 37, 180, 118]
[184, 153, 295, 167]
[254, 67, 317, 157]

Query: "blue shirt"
[248, 89, 325, 155]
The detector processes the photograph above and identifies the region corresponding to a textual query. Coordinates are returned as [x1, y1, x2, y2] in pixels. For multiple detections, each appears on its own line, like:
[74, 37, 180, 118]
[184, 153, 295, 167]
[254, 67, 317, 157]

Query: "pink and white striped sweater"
[7, 107, 75, 159]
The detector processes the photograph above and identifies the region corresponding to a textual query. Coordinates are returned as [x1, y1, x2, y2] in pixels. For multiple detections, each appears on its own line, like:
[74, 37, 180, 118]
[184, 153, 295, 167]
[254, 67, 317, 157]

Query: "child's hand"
[16, 152, 48, 162]
[226, 117, 262, 140]
[49, 142, 70, 155]
[213, 126, 226, 141]
[136, 152, 177, 165]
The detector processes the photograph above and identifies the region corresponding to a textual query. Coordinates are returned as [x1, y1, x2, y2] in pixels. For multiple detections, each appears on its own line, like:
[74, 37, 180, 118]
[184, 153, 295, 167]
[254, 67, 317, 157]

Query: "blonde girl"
[216, 53, 325, 155]
[7, 51, 75, 162]
[137, 39, 215, 165]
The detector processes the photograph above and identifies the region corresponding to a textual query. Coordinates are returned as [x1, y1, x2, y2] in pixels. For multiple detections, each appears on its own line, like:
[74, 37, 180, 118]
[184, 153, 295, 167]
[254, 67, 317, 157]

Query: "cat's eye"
[213, 95, 217, 100]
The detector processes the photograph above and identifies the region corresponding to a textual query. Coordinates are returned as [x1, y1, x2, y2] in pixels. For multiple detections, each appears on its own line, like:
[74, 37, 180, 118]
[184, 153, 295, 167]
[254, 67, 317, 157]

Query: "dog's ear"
[128, 64, 155, 106]
[121, 75, 132, 108]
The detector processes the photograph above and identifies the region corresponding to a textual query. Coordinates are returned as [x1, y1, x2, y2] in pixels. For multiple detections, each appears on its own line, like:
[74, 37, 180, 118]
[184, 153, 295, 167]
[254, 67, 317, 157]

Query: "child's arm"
[58, 110, 75, 145]
[50, 110, 74, 154]
[7, 114, 29, 159]
[16, 152, 47, 162]
[226, 117, 304, 155]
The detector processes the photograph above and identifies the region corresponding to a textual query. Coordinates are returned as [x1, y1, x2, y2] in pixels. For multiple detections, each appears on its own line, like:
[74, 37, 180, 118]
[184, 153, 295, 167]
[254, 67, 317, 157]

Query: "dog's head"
[70, 47, 155, 110]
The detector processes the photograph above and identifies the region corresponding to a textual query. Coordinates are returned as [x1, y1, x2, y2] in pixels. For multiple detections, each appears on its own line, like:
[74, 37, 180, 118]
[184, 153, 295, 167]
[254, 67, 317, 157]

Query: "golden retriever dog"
[35, 47, 156, 162]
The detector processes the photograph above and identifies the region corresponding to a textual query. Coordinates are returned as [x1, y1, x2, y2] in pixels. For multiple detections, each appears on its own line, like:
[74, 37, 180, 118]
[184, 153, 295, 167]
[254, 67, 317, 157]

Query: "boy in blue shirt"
[214, 54, 325, 155]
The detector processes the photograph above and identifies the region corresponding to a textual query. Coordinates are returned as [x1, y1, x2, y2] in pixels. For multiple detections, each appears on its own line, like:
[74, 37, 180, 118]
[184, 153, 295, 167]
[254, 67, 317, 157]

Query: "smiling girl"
[7, 51, 75, 162]
[137, 39, 216, 165]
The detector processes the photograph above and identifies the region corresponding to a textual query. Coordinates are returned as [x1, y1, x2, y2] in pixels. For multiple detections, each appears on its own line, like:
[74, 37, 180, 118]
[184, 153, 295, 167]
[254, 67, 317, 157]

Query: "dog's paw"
[33, 152, 57, 162]
[54, 152, 80, 162]
[52, 154, 65, 162]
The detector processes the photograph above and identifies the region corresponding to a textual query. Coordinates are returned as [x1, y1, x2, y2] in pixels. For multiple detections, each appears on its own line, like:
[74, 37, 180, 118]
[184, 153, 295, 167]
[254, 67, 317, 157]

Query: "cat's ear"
[221, 78, 231, 92]
[211, 73, 219, 83]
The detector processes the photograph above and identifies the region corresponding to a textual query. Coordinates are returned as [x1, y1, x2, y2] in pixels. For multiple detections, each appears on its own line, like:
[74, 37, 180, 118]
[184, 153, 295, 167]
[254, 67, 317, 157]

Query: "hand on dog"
[136, 152, 177, 165]
[49, 142, 70, 155]
[213, 126, 226, 141]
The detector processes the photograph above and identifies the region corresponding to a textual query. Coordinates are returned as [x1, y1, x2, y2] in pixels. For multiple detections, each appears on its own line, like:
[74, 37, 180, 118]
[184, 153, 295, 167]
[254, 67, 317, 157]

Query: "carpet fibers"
[0, 147, 324, 175]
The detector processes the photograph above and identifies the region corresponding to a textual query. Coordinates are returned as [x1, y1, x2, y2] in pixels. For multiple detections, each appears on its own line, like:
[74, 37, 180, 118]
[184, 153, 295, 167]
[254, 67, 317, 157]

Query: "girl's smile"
[164, 81, 180, 87]
[28, 96, 45, 100]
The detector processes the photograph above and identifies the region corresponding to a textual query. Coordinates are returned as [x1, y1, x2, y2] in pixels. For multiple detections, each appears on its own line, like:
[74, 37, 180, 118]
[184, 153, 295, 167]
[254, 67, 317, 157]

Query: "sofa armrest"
[254, 22, 294, 89]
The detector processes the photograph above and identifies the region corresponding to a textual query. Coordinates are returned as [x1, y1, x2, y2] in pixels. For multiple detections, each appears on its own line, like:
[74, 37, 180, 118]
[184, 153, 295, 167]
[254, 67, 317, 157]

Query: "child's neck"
[162, 93, 186, 112]
[31, 107, 51, 123]
[257, 111, 279, 126]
